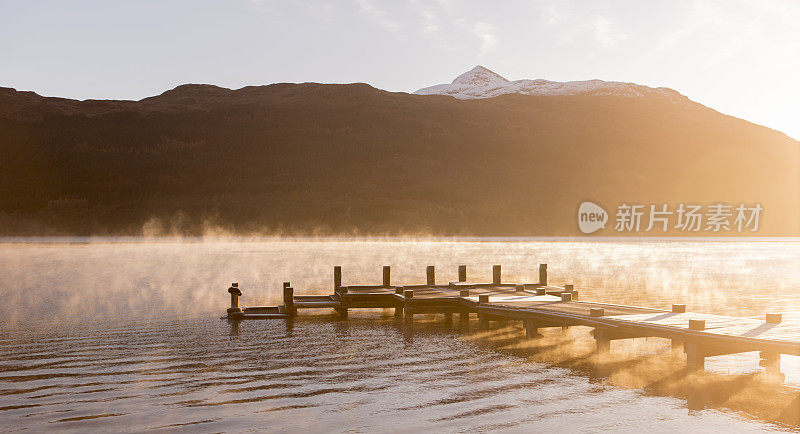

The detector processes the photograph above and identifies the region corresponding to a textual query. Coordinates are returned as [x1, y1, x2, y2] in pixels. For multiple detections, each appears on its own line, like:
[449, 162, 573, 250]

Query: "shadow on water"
[321, 313, 800, 429]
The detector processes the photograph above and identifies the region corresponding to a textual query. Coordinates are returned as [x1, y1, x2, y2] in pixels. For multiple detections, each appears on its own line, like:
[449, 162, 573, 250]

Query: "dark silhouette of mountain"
[0, 80, 797, 236]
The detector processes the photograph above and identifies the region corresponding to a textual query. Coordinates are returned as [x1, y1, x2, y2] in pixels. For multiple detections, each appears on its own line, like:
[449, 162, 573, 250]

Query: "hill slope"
[0, 79, 797, 236]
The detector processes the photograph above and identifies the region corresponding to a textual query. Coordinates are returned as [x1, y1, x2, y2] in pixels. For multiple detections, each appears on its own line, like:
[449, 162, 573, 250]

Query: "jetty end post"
[539, 264, 547, 286]
[334, 266, 342, 292]
[458, 265, 467, 282]
[426, 266, 435, 286]
[383, 266, 391, 287]
[227, 283, 243, 316]
[492, 265, 501, 285]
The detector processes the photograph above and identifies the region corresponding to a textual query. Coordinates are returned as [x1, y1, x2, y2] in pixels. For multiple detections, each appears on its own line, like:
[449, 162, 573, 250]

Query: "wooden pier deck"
[223, 264, 799, 374]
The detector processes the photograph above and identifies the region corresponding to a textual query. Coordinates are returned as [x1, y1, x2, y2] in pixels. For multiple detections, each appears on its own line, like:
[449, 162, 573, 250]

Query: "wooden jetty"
[223, 264, 799, 375]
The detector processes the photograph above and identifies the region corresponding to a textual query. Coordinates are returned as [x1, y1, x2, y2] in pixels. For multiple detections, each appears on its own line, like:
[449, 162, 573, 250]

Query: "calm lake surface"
[0, 238, 798, 432]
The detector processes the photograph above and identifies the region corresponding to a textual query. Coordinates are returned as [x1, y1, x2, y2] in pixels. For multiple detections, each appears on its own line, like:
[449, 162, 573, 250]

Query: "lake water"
[1, 238, 798, 432]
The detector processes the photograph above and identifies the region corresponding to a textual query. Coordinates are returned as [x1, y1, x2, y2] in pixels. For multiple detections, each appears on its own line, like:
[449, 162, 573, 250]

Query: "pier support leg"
[459, 312, 469, 324]
[685, 343, 705, 372]
[404, 308, 414, 324]
[335, 307, 348, 320]
[478, 314, 489, 330]
[594, 329, 610, 354]
[671, 339, 683, 351]
[444, 313, 453, 325]
[760, 351, 781, 376]
[524, 320, 541, 338]
[394, 304, 403, 318]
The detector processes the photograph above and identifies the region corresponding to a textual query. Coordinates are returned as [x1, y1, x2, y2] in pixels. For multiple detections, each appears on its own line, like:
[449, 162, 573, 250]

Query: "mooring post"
[283, 286, 295, 317]
[427, 266, 435, 286]
[515, 284, 525, 292]
[492, 265, 501, 285]
[560, 292, 572, 302]
[334, 266, 342, 293]
[535, 287, 546, 296]
[539, 264, 547, 286]
[458, 265, 467, 282]
[383, 266, 391, 287]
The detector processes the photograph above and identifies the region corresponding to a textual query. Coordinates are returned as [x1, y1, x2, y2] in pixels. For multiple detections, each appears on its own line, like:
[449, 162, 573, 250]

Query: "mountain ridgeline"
[0, 71, 798, 236]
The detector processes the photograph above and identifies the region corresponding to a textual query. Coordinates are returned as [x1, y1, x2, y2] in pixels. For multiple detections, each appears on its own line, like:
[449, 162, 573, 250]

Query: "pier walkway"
[223, 264, 799, 374]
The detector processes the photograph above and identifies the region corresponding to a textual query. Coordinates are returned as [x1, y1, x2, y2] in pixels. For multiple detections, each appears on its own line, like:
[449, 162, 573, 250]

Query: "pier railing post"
[458, 265, 467, 282]
[334, 266, 342, 293]
[383, 266, 391, 287]
[539, 264, 547, 286]
[492, 265, 501, 285]
[427, 266, 435, 286]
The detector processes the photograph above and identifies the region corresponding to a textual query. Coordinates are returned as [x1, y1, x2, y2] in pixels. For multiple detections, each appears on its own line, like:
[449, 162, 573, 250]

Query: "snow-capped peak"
[414, 66, 684, 101]
[451, 65, 509, 87]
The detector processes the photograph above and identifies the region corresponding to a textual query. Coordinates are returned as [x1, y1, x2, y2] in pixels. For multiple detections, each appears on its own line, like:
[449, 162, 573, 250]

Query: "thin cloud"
[473, 22, 498, 56]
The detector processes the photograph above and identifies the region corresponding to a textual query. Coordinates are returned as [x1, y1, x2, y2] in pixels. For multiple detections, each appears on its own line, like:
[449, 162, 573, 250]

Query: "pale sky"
[2, 0, 799, 139]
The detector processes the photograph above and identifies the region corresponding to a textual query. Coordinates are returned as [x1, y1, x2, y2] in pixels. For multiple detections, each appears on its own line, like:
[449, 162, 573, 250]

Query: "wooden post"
[394, 286, 404, 317]
[589, 308, 605, 317]
[459, 289, 470, 297]
[759, 351, 781, 376]
[560, 292, 572, 302]
[404, 289, 414, 299]
[492, 265, 501, 285]
[479, 294, 489, 304]
[444, 313, 453, 324]
[404, 304, 413, 324]
[515, 284, 525, 292]
[458, 265, 467, 282]
[283, 286, 295, 317]
[594, 329, 610, 353]
[672, 304, 686, 313]
[524, 319, 540, 338]
[766, 313, 782, 323]
[689, 319, 705, 331]
[383, 266, 391, 287]
[427, 266, 435, 286]
[535, 287, 546, 296]
[334, 266, 342, 292]
[460, 311, 469, 324]
[539, 264, 547, 286]
[685, 342, 704, 371]
[478, 314, 489, 330]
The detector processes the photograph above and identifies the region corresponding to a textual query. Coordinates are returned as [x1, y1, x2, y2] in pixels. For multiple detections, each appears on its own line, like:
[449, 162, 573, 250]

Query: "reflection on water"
[0, 238, 798, 431]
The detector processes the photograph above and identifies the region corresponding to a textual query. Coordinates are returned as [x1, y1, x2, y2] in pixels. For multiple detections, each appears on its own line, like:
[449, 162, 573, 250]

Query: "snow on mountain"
[414, 66, 684, 100]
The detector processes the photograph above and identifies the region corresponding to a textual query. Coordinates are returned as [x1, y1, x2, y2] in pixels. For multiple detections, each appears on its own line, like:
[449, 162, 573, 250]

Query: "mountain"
[0, 71, 798, 236]
[415, 66, 684, 100]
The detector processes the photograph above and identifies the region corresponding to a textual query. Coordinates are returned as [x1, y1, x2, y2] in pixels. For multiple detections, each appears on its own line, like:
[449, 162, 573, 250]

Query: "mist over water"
[1, 238, 798, 431]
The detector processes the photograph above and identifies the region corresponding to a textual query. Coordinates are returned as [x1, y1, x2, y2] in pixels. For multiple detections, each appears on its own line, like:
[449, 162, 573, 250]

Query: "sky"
[2, 0, 799, 139]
